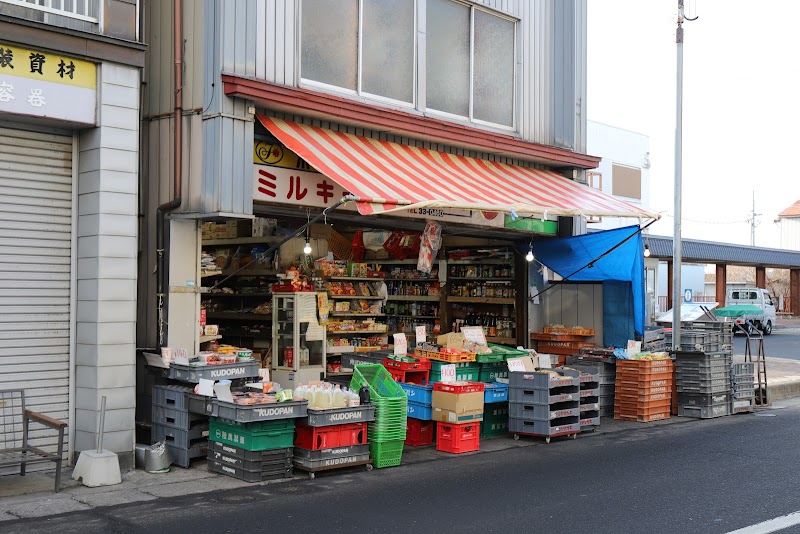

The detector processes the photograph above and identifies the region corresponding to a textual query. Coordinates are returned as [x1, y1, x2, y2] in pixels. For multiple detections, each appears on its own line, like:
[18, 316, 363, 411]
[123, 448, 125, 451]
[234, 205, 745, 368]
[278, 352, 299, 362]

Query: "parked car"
[723, 287, 776, 335]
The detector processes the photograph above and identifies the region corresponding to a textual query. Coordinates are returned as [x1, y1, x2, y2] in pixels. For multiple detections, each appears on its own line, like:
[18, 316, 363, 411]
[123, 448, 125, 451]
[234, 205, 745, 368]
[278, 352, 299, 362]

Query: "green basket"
[430, 365, 479, 383]
[351, 364, 406, 399]
[369, 439, 404, 468]
[209, 418, 295, 451]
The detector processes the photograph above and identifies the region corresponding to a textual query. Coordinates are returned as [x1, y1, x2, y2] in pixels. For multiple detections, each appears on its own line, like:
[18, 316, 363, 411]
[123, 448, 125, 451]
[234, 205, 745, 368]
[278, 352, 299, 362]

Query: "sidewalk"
[3, 353, 800, 522]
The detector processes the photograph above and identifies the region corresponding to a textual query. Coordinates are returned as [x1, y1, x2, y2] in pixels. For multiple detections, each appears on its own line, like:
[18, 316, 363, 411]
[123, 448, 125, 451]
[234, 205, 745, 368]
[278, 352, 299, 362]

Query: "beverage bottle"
[359, 386, 371, 405]
[333, 385, 345, 408]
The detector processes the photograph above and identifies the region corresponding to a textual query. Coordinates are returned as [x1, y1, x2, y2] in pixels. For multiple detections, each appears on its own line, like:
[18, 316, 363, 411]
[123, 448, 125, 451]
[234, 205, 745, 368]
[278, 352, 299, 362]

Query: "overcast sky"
[587, 0, 800, 249]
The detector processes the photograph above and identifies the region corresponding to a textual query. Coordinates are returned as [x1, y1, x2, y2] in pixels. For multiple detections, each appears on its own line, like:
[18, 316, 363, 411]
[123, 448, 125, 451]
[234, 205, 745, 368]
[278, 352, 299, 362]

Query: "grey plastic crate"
[341, 352, 388, 370]
[211, 399, 308, 423]
[580, 401, 600, 412]
[167, 440, 208, 468]
[293, 452, 371, 470]
[208, 448, 293, 471]
[732, 389, 755, 399]
[209, 440, 292, 461]
[677, 370, 730, 381]
[580, 387, 600, 398]
[731, 398, 755, 414]
[207, 459, 293, 482]
[677, 392, 730, 407]
[731, 362, 756, 376]
[677, 377, 730, 388]
[293, 444, 369, 460]
[643, 326, 665, 343]
[152, 421, 209, 449]
[508, 387, 578, 405]
[169, 361, 260, 383]
[678, 403, 730, 418]
[297, 405, 376, 427]
[580, 415, 600, 428]
[152, 384, 193, 410]
[509, 417, 581, 437]
[508, 368, 579, 389]
[674, 351, 732, 364]
[676, 382, 730, 394]
[569, 362, 606, 376]
[508, 402, 580, 421]
[151, 405, 207, 430]
[732, 379, 755, 389]
[186, 393, 214, 416]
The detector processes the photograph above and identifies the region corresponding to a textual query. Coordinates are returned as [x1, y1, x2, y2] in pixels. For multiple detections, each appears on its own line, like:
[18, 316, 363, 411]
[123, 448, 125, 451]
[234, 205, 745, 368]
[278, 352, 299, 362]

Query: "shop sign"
[0, 43, 96, 124]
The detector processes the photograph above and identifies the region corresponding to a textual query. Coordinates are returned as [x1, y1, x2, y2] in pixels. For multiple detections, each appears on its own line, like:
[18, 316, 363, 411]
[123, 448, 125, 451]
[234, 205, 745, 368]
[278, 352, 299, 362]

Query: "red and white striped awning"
[257, 116, 658, 220]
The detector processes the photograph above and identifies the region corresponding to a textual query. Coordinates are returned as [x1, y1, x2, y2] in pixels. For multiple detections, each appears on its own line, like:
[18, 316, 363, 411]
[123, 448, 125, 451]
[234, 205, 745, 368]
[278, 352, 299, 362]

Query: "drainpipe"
[156, 0, 183, 348]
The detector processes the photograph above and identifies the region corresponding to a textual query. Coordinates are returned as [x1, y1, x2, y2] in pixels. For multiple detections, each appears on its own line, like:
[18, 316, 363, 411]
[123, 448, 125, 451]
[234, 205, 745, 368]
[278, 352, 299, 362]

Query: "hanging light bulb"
[525, 245, 534, 262]
[303, 239, 312, 255]
[643, 243, 651, 258]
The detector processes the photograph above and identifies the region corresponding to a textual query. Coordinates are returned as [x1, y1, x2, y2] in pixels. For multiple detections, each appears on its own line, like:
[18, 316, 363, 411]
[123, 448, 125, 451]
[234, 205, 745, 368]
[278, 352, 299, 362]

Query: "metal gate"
[0, 125, 74, 458]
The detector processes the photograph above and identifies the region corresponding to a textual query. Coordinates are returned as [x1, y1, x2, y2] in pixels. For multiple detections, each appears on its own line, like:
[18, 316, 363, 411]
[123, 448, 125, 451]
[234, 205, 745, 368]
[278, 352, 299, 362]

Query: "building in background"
[777, 200, 800, 250]
[0, 1, 144, 467]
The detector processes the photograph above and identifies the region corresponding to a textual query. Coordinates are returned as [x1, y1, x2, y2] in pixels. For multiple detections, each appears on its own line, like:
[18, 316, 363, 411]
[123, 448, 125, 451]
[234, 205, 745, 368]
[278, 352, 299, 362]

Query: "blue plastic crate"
[483, 382, 509, 403]
[406, 401, 433, 420]
[399, 382, 433, 405]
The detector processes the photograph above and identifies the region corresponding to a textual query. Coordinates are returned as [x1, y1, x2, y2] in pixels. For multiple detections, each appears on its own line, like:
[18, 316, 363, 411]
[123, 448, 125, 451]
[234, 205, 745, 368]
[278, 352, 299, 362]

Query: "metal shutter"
[0, 126, 73, 458]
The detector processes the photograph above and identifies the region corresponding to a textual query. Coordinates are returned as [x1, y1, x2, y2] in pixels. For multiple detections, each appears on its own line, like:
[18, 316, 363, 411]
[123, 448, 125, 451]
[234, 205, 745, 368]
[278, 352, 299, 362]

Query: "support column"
[715, 264, 727, 305]
[756, 266, 766, 289]
[791, 269, 800, 317]
[667, 262, 674, 312]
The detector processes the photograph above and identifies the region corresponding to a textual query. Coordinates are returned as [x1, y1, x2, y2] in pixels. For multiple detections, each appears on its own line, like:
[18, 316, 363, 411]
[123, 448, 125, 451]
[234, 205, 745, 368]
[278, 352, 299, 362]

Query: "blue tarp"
[533, 225, 645, 348]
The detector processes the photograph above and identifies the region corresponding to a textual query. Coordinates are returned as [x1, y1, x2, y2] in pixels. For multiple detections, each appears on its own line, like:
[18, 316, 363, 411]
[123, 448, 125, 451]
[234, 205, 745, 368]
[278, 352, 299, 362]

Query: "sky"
[587, 0, 800, 249]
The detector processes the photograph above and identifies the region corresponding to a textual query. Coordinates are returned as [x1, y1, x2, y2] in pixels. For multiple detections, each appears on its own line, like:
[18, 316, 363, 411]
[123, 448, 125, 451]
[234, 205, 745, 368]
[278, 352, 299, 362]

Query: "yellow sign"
[254, 140, 318, 172]
[0, 43, 96, 89]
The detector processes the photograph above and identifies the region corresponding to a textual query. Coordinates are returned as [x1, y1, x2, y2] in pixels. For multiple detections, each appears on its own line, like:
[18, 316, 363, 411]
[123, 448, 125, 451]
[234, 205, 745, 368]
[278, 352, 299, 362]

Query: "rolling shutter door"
[0, 126, 73, 458]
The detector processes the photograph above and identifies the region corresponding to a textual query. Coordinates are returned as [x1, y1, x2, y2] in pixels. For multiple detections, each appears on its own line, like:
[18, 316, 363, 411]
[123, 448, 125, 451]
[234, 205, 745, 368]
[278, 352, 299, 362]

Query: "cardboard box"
[201, 222, 215, 240]
[437, 332, 465, 350]
[252, 217, 277, 237]
[432, 390, 483, 423]
[225, 221, 239, 238]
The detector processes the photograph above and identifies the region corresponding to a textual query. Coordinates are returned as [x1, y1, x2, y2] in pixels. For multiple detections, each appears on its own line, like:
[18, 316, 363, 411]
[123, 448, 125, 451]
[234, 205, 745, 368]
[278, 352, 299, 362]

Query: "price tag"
[626, 340, 641, 357]
[393, 333, 408, 356]
[507, 359, 527, 372]
[441, 364, 456, 383]
[461, 325, 487, 347]
[415, 325, 426, 345]
[537, 354, 552, 369]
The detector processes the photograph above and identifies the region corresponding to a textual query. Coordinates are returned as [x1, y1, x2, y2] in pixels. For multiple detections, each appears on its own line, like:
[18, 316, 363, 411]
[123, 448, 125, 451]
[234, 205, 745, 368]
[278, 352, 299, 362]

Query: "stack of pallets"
[675, 351, 731, 419]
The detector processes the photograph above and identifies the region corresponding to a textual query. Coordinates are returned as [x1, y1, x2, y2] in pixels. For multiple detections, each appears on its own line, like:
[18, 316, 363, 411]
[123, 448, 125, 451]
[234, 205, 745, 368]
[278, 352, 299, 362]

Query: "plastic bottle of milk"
[332, 385, 345, 408]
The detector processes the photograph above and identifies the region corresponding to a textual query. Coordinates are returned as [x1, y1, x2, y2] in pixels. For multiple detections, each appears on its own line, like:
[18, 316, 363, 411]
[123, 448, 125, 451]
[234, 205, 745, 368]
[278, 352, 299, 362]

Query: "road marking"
[727, 511, 800, 534]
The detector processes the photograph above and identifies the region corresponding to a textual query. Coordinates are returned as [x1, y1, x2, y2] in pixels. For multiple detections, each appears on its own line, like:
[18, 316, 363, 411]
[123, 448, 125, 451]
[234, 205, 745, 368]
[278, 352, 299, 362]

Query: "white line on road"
[727, 511, 800, 534]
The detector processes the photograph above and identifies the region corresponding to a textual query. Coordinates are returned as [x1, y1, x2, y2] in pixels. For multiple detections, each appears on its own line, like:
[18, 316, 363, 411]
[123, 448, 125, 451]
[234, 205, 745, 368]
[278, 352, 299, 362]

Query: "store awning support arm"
[209, 196, 352, 290]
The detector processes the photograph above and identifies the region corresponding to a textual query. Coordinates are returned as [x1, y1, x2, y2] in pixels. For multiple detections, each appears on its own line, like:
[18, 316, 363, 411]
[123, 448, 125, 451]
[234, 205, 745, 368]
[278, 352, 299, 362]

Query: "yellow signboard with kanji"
[0, 43, 96, 89]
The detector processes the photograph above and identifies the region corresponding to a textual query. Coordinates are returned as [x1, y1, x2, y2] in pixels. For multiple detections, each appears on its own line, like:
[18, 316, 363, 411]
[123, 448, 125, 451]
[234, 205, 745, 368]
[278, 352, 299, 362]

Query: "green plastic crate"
[478, 361, 509, 382]
[430, 361, 477, 371]
[209, 418, 295, 451]
[351, 364, 407, 399]
[369, 439, 404, 468]
[430, 365, 479, 383]
[480, 402, 509, 437]
[480, 420, 509, 437]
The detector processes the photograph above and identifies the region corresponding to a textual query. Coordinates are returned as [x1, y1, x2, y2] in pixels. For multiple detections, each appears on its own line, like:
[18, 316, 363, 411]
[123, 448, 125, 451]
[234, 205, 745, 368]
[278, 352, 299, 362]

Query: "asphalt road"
[7, 399, 800, 534]
[733, 325, 800, 360]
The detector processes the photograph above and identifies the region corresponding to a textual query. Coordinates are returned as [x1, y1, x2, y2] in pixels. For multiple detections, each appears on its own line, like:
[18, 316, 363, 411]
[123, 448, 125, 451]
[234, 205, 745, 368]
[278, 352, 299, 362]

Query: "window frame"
[299, 0, 418, 110]
[586, 171, 603, 223]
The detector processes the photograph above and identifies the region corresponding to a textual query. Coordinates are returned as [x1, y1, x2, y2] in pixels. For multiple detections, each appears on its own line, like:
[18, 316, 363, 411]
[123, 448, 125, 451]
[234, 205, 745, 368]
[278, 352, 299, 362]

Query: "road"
[733, 325, 800, 360]
[6, 399, 800, 534]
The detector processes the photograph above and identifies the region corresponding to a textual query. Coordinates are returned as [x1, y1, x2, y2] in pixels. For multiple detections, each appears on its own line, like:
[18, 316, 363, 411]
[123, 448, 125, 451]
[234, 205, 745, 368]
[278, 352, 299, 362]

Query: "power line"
[658, 213, 748, 225]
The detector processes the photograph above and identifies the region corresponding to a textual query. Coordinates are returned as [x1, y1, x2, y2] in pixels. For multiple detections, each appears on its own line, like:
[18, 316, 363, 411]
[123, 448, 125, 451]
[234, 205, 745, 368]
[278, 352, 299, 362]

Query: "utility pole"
[746, 191, 761, 246]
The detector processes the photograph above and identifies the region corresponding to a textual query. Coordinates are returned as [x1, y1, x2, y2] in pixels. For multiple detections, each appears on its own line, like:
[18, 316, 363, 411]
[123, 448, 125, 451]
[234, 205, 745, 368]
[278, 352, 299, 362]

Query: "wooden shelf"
[446, 258, 512, 265]
[328, 295, 383, 300]
[448, 277, 514, 282]
[327, 276, 386, 281]
[199, 334, 222, 343]
[447, 296, 515, 305]
[331, 312, 386, 317]
[327, 330, 389, 335]
[206, 312, 272, 321]
[386, 295, 440, 301]
[204, 293, 272, 298]
[201, 269, 222, 277]
[384, 278, 439, 282]
[218, 330, 271, 337]
[486, 336, 517, 345]
[390, 315, 439, 320]
[203, 237, 281, 246]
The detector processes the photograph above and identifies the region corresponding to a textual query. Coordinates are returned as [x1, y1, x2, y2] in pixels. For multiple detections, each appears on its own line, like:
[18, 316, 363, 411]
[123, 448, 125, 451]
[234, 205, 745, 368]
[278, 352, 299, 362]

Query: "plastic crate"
[613, 411, 670, 422]
[209, 418, 295, 451]
[427, 350, 477, 363]
[169, 361, 261, 383]
[152, 385, 193, 411]
[436, 422, 480, 454]
[617, 392, 671, 404]
[298, 405, 376, 427]
[677, 392, 730, 407]
[383, 356, 431, 372]
[293, 452, 371, 470]
[508, 402, 580, 421]
[293, 444, 369, 460]
[731, 398, 755, 414]
[186, 393, 214, 416]
[614, 399, 671, 415]
[480, 419, 509, 437]
[399, 382, 433, 404]
[615, 383, 672, 396]
[387, 367, 431, 385]
[406, 401, 433, 420]
[731, 362, 756, 376]
[151, 405, 207, 430]
[580, 387, 600, 398]
[405, 418, 434, 446]
[430, 360, 480, 371]
[350, 364, 406, 399]
[294, 422, 368, 450]
[674, 351, 732, 364]
[207, 459, 293, 482]
[508, 387, 578, 405]
[167, 440, 208, 468]
[434, 382, 485, 394]
[430, 366, 480, 383]
[508, 369, 580, 389]
[732, 388, 755, 399]
[369, 439, 404, 468]
[478, 362, 509, 382]
[678, 403, 730, 418]
[211, 399, 308, 424]
[616, 359, 673, 370]
[342, 352, 388, 371]
[209, 440, 292, 461]
[615, 370, 673, 383]
[208, 448, 293, 471]
[580, 401, 600, 412]
[580, 415, 600, 429]
[152, 421, 209, 449]
[599, 383, 616, 396]
[508, 417, 580, 437]
[677, 370, 729, 381]
[483, 382, 509, 403]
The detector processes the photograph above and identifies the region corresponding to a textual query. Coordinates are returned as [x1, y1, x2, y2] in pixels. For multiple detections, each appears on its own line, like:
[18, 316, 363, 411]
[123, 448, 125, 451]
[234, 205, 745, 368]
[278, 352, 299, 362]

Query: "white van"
[725, 287, 777, 335]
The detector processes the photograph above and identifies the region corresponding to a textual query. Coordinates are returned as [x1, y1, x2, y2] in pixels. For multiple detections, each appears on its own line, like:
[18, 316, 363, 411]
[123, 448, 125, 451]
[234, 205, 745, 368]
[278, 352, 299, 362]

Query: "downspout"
[156, 0, 183, 348]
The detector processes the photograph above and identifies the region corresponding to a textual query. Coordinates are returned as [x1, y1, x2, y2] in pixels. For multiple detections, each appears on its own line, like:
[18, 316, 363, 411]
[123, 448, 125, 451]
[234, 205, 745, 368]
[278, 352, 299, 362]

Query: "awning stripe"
[258, 115, 659, 220]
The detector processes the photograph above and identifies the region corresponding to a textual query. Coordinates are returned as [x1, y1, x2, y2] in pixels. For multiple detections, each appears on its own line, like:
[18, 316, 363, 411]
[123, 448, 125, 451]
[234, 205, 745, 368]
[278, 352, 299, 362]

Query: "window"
[427, 0, 515, 128]
[301, 0, 415, 105]
[586, 171, 602, 223]
[300, 0, 516, 129]
[611, 164, 641, 200]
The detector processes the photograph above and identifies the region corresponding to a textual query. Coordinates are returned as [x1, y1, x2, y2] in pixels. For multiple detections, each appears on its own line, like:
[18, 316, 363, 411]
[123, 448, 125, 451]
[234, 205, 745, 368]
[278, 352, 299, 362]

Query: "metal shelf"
[199, 334, 222, 343]
[328, 295, 383, 300]
[448, 277, 514, 282]
[330, 312, 386, 317]
[204, 293, 272, 298]
[327, 330, 389, 335]
[386, 295, 440, 301]
[446, 258, 512, 265]
[327, 276, 385, 281]
[388, 315, 439, 320]
[447, 296, 515, 305]
[383, 278, 439, 282]
[203, 237, 281, 246]
[206, 312, 273, 321]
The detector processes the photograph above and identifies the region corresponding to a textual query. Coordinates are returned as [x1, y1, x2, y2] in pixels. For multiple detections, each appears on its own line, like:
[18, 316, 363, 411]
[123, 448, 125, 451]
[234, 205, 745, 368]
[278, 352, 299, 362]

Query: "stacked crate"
[383, 355, 431, 385]
[432, 382, 485, 454]
[400, 382, 434, 446]
[508, 369, 581, 441]
[574, 366, 600, 432]
[151, 385, 209, 467]
[429, 361, 479, 383]
[480, 382, 509, 438]
[293, 406, 375, 476]
[568, 351, 616, 417]
[351, 364, 407, 468]
[614, 359, 674, 422]
[730, 362, 756, 414]
[675, 351, 731, 419]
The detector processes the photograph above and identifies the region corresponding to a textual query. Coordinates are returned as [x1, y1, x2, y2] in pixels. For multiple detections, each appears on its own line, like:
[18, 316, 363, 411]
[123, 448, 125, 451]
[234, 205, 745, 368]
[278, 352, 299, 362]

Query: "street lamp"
[672, 0, 698, 350]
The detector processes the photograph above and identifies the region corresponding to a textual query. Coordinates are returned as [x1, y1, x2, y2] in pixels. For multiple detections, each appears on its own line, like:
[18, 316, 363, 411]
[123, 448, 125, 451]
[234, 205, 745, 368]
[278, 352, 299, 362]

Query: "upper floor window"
[300, 0, 516, 130]
[586, 171, 602, 223]
[0, 0, 99, 23]
[611, 163, 641, 200]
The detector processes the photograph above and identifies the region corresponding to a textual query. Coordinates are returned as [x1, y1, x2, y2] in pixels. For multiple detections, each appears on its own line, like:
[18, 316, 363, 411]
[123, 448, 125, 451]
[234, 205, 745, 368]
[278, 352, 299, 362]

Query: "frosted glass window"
[474, 10, 514, 126]
[301, 0, 358, 90]
[362, 0, 415, 103]
[426, 0, 470, 117]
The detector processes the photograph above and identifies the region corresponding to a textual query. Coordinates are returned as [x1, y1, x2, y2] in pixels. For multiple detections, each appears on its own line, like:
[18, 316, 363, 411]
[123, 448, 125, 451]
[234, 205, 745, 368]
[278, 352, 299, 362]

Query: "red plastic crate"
[436, 422, 480, 454]
[433, 381, 485, 394]
[383, 357, 431, 372]
[387, 368, 431, 385]
[405, 418, 434, 447]
[294, 422, 368, 450]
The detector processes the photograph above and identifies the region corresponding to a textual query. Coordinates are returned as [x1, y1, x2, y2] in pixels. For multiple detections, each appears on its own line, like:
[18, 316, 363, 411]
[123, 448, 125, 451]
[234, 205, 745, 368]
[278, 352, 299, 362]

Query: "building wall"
[779, 218, 800, 250]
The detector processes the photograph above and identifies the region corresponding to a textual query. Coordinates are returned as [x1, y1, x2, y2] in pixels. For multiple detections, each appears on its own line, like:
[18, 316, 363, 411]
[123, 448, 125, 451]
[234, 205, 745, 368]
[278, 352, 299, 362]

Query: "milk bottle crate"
[209, 418, 295, 451]
[151, 404, 208, 431]
[508, 417, 580, 438]
[152, 421, 209, 450]
[209, 440, 293, 462]
[406, 401, 433, 420]
[483, 382, 509, 403]
[298, 405, 376, 427]
[405, 418, 435, 446]
[399, 382, 433, 405]
[293, 451, 371, 471]
[152, 384, 193, 410]
[207, 459, 293, 482]
[435, 422, 480, 454]
[293, 443, 369, 460]
[211, 399, 308, 424]
[294, 422, 369, 450]
[169, 361, 260, 383]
